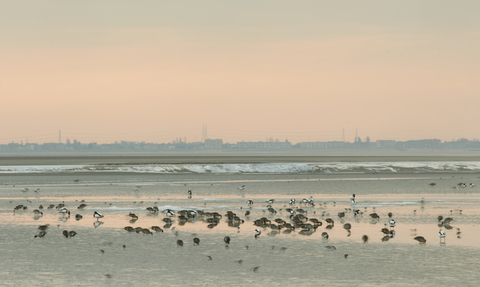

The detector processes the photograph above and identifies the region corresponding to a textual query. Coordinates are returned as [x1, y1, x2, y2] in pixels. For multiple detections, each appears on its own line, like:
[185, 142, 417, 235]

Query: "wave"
[1, 162, 480, 174]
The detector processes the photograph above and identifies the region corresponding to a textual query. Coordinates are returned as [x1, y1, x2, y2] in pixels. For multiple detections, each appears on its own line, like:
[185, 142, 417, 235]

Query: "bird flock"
[11, 182, 468, 261]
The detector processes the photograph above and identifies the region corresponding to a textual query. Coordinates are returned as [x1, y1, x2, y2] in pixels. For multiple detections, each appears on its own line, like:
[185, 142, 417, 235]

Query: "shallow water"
[1, 165, 479, 286]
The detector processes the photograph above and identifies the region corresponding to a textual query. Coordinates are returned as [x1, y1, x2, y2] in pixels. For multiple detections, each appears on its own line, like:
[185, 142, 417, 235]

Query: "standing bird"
[389, 219, 396, 229]
[93, 211, 104, 221]
[224, 236, 231, 245]
[439, 230, 446, 243]
[350, 194, 356, 204]
[254, 229, 261, 239]
[362, 235, 368, 243]
[187, 190, 192, 199]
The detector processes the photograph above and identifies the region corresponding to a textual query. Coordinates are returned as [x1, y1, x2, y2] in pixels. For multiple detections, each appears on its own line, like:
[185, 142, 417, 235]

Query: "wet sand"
[1, 158, 480, 286]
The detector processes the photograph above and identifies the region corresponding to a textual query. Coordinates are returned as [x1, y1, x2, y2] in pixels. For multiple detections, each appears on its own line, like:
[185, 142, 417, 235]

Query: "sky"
[1, 1, 479, 144]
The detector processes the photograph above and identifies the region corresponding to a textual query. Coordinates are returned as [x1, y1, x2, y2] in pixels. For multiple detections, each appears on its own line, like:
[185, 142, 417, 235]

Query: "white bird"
[350, 194, 356, 204]
[254, 229, 261, 238]
[34, 188, 40, 193]
[439, 230, 446, 243]
[420, 198, 425, 203]
[164, 209, 175, 217]
[308, 196, 314, 205]
[93, 211, 104, 221]
[134, 186, 141, 191]
[247, 200, 254, 205]
[470, 183, 475, 188]
[58, 208, 70, 216]
[389, 219, 396, 228]
[266, 199, 274, 204]
[21, 188, 29, 192]
[289, 199, 296, 205]
[238, 185, 245, 190]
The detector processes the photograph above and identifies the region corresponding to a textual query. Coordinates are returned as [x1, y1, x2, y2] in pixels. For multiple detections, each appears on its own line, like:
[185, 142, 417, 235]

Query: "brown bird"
[362, 235, 368, 243]
[414, 236, 427, 244]
[193, 238, 200, 245]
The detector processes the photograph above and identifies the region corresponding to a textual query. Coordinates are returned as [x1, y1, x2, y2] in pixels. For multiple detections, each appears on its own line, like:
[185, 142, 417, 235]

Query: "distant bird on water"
[362, 235, 368, 243]
[193, 238, 200, 245]
[238, 185, 245, 190]
[177, 240, 183, 247]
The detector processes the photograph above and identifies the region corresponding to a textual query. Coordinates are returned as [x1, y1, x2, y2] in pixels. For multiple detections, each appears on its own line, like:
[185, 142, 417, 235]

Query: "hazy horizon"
[1, 1, 479, 144]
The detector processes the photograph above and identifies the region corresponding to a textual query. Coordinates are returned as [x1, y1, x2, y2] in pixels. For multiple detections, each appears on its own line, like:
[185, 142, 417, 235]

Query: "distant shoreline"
[1, 151, 480, 166]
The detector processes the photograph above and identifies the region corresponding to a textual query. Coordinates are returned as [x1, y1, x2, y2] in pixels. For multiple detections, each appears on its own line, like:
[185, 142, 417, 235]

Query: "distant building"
[205, 139, 223, 149]
[237, 140, 291, 149]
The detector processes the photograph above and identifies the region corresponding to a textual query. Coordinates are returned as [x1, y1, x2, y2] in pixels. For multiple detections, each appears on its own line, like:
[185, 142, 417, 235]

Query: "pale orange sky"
[1, 1, 479, 144]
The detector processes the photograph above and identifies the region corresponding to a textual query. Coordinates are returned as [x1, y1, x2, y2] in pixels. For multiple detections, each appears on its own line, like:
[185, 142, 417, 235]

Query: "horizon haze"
[1, 1, 479, 144]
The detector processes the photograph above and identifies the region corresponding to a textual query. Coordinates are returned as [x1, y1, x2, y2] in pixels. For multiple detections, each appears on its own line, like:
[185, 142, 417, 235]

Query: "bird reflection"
[94, 221, 104, 229]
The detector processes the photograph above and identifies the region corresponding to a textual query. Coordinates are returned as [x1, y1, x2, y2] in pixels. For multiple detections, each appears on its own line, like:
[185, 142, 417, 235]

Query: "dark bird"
[344, 254, 348, 259]
[414, 236, 427, 244]
[193, 238, 200, 245]
[68, 231, 77, 238]
[362, 235, 368, 243]
[151, 226, 164, 233]
[224, 236, 231, 245]
[38, 224, 49, 231]
[34, 230, 47, 238]
[207, 256, 212, 260]
[75, 214, 83, 221]
[253, 266, 260, 273]
[177, 240, 184, 247]
[62, 230, 69, 238]
[370, 213, 380, 219]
